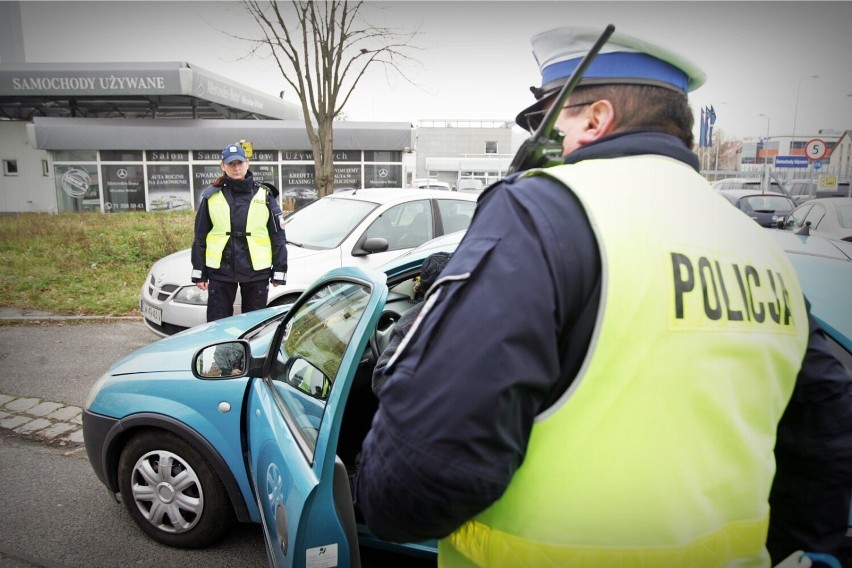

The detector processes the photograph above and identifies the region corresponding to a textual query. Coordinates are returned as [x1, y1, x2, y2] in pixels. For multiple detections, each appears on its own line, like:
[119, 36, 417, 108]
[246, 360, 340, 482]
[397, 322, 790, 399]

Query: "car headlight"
[173, 285, 208, 305]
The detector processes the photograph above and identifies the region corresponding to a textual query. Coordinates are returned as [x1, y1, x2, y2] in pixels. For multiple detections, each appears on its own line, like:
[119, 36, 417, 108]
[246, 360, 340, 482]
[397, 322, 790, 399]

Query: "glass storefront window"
[103, 164, 146, 212]
[100, 150, 143, 161]
[147, 164, 191, 212]
[364, 164, 401, 188]
[53, 150, 97, 162]
[48, 147, 404, 213]
[55, 164, 100, 212]
[252, 164, 280, 188]
[364, 150, 401, 162]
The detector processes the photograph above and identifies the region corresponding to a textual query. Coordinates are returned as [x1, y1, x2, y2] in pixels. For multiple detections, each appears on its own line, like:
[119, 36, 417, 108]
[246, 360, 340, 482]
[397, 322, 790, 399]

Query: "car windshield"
[283, 197, 378, 249]
[743, 195, 794, 213]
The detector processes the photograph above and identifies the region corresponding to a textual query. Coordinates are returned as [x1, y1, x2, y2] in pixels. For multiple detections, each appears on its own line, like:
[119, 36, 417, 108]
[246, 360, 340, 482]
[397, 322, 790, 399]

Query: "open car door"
[246, 266, 388, 568]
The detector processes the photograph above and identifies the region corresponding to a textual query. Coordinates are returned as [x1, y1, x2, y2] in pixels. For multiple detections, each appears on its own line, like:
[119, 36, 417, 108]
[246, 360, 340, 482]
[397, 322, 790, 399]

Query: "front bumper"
[82, 409, 121, 491]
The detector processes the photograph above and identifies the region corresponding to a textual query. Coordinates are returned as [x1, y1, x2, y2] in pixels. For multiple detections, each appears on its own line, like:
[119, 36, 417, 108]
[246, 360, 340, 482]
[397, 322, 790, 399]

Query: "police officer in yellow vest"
[191, 143, 288, 322]
[355, 27, 852, 567]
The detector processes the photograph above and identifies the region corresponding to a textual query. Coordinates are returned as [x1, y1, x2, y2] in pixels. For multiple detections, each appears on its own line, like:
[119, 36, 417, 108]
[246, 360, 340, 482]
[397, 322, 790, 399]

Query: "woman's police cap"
[222, 143, 248, 164]
[516, 26, 706, 131]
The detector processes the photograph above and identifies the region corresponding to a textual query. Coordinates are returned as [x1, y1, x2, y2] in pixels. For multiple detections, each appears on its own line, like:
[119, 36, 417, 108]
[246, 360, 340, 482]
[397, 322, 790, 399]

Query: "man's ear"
[577, 100, 616, 145]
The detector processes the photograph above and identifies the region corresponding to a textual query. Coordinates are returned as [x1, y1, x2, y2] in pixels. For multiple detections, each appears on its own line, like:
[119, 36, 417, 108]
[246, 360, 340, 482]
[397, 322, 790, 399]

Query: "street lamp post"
[759, 113, 771, 165]
[791, 75, 818, 153]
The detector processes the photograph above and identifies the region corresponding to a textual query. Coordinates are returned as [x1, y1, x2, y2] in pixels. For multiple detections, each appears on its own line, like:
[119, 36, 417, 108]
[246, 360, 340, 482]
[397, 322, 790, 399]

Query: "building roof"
[30, 117, 413, 151]
[0, 61, 302, 120]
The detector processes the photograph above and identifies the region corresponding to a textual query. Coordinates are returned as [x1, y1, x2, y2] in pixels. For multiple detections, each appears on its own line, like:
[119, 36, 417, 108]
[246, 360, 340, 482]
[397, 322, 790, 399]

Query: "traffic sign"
[818, 175, 837, 190]
[814, 160, 822, 170]
[775, 156, 809, 168]
[805, 138, 827, 161]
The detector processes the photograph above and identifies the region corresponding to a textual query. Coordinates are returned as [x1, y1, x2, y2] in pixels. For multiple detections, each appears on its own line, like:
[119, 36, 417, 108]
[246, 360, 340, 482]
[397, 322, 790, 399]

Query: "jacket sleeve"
[267, 193, 288, 282]
[355, 176, 599, 542]
[190, 194, 213, 282]
[767, 309, 852, 563]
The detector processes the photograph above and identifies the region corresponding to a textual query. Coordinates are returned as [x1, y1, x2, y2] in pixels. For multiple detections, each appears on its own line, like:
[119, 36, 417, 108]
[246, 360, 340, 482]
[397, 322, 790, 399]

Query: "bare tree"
[241, 0, 418, 196]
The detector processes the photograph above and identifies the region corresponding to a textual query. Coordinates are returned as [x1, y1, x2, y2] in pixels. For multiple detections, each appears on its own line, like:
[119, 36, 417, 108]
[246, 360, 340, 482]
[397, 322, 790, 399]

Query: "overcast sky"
[12, 1, 852, 141]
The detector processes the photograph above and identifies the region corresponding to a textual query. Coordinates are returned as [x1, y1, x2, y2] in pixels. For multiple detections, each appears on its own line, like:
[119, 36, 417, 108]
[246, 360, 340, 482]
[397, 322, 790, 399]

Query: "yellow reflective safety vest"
[440, 156, 810, 568]
[205, 186, 273, 270]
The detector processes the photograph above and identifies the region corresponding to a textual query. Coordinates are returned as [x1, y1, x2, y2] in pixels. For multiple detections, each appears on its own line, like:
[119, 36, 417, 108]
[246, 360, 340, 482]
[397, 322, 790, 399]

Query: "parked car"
[84, 237, 463, 563]
[84, 226, 852, 566]
[139, 188, 478, 336]
[712, 178, 789, 195]
[711, 177, 760, 191]
[786, 178, 852, 206]
[779, 197, 852, 242]
[770, 228, 852, 357]
[718, 189, 796, 227]
[415, 181, 452, 191]
[412, 178, 452, 191]
[456, 179, 485, 194]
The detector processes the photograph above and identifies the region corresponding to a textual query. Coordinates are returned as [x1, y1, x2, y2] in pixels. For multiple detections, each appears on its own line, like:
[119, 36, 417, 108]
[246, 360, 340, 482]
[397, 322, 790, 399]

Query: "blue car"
[83, 229, 851, 566]
[83, 238, 453, 565]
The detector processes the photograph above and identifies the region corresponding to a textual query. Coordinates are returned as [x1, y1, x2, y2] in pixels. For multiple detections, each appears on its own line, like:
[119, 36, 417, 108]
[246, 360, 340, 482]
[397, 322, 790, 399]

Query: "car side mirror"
[353, 237, 389, 257]
[193, 340, 251, 379]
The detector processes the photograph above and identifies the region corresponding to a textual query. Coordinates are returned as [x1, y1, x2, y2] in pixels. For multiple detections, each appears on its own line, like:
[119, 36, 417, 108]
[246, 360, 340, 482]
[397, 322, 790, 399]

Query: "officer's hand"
[196, 281, 209, 291]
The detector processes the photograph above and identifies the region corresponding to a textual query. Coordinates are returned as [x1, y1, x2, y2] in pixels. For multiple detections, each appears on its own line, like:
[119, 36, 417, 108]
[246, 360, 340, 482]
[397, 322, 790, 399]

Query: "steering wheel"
[369, 310, 400, 361]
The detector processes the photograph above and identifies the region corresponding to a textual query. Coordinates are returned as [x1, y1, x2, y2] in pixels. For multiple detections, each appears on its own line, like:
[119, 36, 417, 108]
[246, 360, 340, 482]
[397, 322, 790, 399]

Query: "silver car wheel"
[130, 449, 204, 534]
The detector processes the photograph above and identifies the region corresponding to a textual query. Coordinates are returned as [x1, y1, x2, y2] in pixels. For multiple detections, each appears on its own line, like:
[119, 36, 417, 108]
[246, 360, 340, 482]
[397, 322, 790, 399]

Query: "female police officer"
[191, 142, 287, 322]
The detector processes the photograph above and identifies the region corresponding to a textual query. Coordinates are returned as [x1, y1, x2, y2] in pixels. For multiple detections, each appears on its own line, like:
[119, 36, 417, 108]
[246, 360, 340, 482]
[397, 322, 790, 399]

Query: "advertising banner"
[365, 164, 402, 188]
[774, 156, 809, 168]
[147, 165, 191, 211]
[103, 164, 145, 212]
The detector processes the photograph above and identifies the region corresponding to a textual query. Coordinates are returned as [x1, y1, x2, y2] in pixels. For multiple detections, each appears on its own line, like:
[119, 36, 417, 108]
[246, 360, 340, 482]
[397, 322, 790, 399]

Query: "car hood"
[110, 308, 280, 375]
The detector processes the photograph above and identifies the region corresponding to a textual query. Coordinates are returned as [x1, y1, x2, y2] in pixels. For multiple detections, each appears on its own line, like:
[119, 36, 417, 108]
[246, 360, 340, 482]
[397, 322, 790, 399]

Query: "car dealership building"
[0, 61, 516, 214]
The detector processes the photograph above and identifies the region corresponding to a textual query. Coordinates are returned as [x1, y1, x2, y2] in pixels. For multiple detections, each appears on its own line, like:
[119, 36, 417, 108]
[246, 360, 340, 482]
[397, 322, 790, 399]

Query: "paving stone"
[71, 413, 83, 425]
[47, 406, 82, 421]
[29, 401, 64, 417]
[64, 429, 85, 444]
[0, 415, 31, 429]
[5, 397, 40, 413]
[0, 394, 14, 406]
[0, 410, 10, 421]
[15, 418, 51, 433]
[39, 422, 78, 439]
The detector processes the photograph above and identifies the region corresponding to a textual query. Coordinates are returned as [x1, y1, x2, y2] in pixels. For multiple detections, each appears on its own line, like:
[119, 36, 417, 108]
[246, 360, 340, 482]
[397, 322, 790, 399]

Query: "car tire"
[117, 430, 233, 549]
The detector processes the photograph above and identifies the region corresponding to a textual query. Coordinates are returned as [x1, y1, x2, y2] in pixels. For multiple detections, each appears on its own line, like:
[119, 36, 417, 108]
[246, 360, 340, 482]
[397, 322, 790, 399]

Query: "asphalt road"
[0, 318, 435, 568]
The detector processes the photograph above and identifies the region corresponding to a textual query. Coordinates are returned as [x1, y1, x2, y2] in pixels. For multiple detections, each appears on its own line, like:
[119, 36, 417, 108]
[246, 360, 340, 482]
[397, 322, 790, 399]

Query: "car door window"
[268, 281, 372, 460]
[364, 199, 433, 251]
[787, 204, 813, 228]
[437, 198, 477, 234]
[803, 204, 826, 229]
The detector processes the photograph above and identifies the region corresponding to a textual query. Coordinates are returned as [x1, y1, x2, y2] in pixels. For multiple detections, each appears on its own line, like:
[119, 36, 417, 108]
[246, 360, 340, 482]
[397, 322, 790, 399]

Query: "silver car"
[140, 188, 478, 336]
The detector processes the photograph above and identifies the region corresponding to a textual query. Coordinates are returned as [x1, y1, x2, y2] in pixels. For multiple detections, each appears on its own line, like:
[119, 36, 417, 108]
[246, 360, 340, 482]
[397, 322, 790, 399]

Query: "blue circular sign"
[814, 160, 823, 170]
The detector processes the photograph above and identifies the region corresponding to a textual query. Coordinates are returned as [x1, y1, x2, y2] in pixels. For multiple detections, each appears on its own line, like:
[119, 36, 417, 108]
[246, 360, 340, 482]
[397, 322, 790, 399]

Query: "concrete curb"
[0, 308, 142, 322]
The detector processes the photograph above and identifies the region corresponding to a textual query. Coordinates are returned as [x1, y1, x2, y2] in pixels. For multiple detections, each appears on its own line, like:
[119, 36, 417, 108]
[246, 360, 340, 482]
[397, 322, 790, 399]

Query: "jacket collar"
[563, 130, 700, 171]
